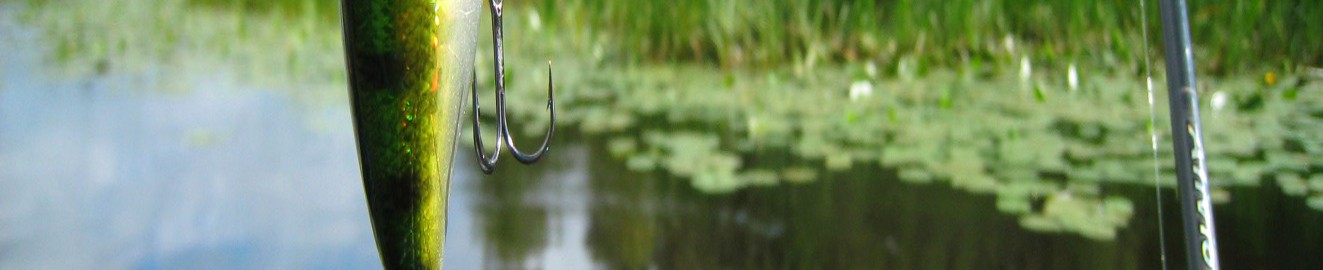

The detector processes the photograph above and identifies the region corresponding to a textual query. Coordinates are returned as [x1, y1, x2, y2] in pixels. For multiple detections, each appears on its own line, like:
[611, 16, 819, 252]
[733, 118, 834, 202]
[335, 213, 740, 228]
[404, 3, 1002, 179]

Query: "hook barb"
[502, 62, 554, 164]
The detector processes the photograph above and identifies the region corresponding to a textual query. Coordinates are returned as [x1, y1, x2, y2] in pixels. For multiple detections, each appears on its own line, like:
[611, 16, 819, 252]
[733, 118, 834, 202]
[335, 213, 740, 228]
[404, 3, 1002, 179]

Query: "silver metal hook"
[471, 0, 555, 174]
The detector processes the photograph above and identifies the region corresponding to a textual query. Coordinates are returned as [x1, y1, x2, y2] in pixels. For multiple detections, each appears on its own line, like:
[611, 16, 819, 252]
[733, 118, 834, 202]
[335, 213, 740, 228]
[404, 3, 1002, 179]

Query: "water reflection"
[471, 149, 555, 268]
[6, 2, 1323, 270]
[0, 8, 376, 268]
[463, 138, 1323, 269]
[583, 144, 659, 269]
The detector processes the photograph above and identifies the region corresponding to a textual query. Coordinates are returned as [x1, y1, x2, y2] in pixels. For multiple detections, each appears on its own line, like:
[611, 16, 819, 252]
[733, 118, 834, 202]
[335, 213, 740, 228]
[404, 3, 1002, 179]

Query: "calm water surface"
[2, 5, 1321, 269]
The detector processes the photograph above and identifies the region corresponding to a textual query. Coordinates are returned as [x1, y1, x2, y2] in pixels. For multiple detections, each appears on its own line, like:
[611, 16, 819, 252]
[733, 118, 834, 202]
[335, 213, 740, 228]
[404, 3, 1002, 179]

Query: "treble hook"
[471, 0, 555, 175]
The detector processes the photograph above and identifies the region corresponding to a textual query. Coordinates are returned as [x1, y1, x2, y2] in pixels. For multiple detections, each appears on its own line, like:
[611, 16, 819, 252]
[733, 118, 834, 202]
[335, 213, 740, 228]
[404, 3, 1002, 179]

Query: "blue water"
[5, 3, 1323, 269]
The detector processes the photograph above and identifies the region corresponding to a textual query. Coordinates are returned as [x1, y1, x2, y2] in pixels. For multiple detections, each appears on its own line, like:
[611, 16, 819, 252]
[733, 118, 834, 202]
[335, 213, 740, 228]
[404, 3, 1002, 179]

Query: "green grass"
[82, 0, 1319, 75]
[531, 0, 1321, 75]
[185, 0, 339, 22]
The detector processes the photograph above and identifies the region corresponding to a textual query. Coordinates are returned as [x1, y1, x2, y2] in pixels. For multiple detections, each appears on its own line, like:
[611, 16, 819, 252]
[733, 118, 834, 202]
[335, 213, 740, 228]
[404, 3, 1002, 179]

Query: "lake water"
[2, 3, 1322, 269]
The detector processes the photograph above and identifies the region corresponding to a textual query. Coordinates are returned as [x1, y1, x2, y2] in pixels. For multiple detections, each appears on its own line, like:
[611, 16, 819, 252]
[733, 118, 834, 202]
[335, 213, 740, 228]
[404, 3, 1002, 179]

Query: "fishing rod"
[1155, 0, 1220, 269]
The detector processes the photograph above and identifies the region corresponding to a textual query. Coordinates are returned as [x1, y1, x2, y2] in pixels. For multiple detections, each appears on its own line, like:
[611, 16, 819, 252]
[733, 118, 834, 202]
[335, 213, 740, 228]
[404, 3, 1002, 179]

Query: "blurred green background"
[3, 0, 1322, 269]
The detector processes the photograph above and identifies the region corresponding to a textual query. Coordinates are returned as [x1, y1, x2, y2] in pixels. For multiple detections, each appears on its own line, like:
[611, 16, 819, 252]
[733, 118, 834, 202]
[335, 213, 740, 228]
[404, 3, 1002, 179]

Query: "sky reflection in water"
[4, 3, 1323, 269]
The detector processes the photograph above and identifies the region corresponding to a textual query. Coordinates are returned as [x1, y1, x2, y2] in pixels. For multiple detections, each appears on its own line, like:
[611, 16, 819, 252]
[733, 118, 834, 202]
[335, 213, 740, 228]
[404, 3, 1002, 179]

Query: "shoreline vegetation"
[529, 0, 1321, 76]
[15, 0, 1322, 240]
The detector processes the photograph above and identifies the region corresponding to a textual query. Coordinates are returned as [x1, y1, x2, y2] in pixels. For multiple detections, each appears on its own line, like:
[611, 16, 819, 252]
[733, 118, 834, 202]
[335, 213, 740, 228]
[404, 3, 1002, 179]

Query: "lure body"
[340, 0, 480, 268]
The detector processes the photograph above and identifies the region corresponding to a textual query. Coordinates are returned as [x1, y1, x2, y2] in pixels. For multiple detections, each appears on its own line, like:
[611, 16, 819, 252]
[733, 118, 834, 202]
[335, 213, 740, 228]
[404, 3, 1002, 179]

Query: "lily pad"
[1277, 174, 1309, 196]
[1309, 195, 1323, 211]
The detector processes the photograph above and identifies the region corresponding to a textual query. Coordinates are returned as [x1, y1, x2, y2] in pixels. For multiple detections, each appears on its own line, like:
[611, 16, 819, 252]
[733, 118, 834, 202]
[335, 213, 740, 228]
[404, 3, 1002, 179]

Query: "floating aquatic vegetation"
[15, 0, 348, 121]
[19, 0, 343, 89]
[643, 131, 743, 193]
[780, 167, 817, 184]
[737, 169, 780, 187]
[486, 22, 1323, 238]
[1018, 194, 1134, 240]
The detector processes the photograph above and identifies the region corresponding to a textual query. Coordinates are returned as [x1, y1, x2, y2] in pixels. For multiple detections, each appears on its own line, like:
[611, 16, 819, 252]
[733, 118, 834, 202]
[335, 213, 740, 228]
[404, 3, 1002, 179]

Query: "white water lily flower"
[1068, 63, 1079, 91]
[1019, 56, 1031, 82]
[866, 62, 879, 78]
[527, 9, 542, 31]
[1004, 35, 1016, 53]
[1211, 91, 1227, 112]
[849, 81, 874, 101]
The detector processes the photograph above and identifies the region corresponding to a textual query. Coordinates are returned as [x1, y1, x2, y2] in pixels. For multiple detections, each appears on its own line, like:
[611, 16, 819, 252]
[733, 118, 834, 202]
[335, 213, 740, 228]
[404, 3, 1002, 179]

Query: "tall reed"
[532, 0, 1320, 74]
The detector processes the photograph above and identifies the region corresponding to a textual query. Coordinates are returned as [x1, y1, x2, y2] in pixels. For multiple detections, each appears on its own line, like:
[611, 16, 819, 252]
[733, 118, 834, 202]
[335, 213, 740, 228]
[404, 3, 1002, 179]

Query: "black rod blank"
[1156, 0, 1220, 269]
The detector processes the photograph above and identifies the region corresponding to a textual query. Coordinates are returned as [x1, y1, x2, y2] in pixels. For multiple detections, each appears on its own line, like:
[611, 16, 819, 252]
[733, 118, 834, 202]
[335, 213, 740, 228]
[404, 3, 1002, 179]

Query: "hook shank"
[469, 0, 555, 173]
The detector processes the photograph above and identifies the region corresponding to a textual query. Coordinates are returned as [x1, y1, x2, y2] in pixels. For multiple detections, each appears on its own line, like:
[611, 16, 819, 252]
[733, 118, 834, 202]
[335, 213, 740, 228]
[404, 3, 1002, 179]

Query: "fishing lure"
[340, 0, 551, 268]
